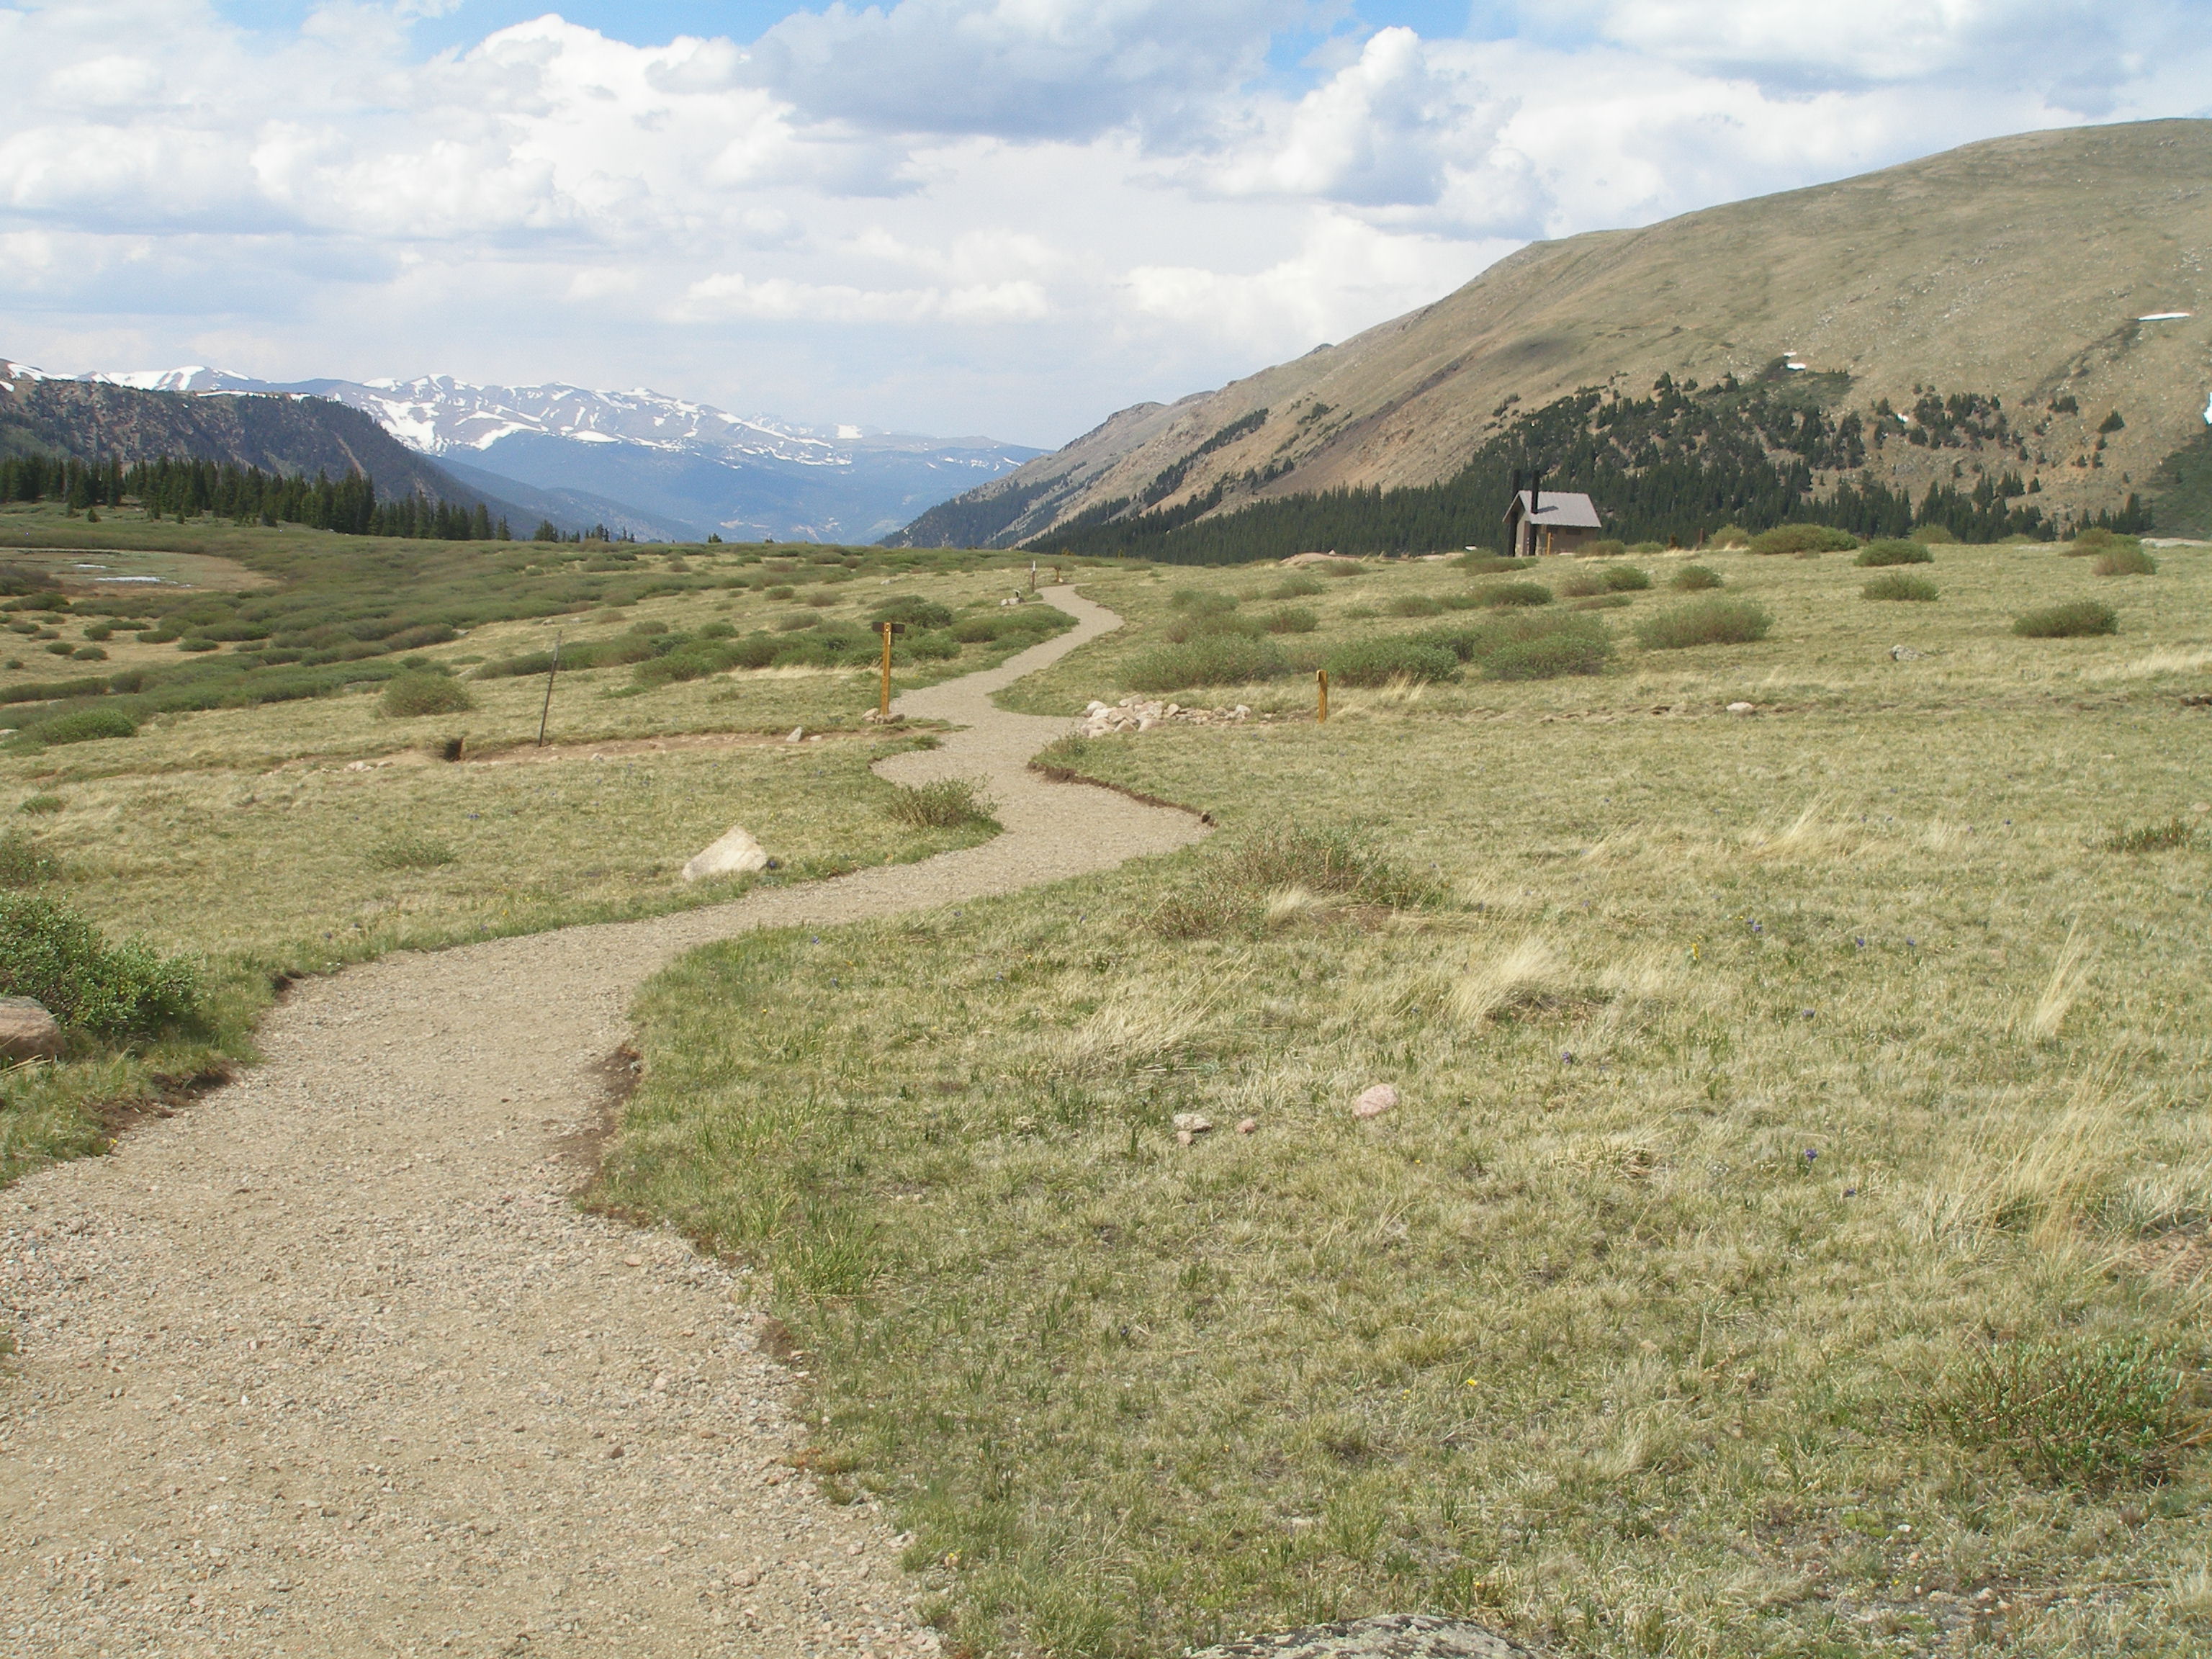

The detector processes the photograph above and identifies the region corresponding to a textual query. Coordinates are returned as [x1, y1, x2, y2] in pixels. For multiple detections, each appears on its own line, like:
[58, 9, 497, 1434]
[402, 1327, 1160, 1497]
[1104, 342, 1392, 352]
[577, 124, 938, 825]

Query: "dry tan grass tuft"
[1448, 935, 1563, 1025]
[2029, 922, 2094, 1039]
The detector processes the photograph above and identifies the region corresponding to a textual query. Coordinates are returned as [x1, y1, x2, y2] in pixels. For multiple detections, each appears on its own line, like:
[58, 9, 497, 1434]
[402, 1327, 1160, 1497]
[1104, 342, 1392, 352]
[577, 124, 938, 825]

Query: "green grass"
[600, 540, 2212, 1658]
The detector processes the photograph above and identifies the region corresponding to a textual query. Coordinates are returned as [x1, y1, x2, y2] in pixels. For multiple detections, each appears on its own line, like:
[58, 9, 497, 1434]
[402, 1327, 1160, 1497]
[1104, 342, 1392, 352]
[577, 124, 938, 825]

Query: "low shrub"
[885, 778, 997, 831]
[1124, 635, 1287, 692]
[1707, 524, 1753, 549]
[1635, 596, 1775, 649]
[1262, 606, 1318, 634]
[2095, 544, 2157, 577]
[1321, 637, 1459, 686]
[1750, 523, 1858, 556]
[1919, 1336, 2181, 1486]
[28, 706, 139, 745]
[1855, 539, 1933, 567]
[1556, 570, 1608, 598]
[1569, 594, 1632, 612]
[380, 673, 477, 716]
[1483, 580, 1554, 608]
[1912, 523, 1959, 544]
[1863, 572, 1940, 602]
[1485, 630, 1613, 680]
[0, 828, 62, 886]
[2105, 817, 2195, 853]
[18, 794, 65, 815]
[1169, 588, 1239, 615]
[632, 644, 736, 686]
[2013, 601, 2118, 638]
[1669, 564, 1723, 590]
[1583, 539, 1628, 557]
[0, 893, 204, 1040]
[1604, 565, 1652, 591]
[1388, 595, 1445, 617]
[367, 832, 459, 870]
[871, 596, 956, 630]
[1267, 575, 1325, 599]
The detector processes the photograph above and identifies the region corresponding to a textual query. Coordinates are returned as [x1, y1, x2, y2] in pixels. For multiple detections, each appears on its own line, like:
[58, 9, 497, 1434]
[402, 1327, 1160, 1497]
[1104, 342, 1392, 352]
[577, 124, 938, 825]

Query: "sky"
[1, 1, 2208, 445]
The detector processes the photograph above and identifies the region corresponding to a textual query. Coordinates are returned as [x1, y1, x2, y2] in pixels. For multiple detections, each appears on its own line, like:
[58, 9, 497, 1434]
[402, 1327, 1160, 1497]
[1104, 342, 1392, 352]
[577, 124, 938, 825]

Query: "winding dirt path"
[1, 587, 1201, 1658]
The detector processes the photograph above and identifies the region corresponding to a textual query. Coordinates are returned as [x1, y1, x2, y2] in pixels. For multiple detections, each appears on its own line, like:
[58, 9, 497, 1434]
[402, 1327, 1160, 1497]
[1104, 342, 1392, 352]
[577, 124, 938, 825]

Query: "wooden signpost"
[536, 630, 562, 747]
[1316, 668, 1329, 724]
[879, 621, 894, 718]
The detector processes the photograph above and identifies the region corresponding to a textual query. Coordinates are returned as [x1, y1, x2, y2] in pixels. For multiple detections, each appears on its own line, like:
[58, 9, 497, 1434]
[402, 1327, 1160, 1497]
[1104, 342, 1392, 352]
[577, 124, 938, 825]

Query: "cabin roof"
[1503, 490, 1603, 530]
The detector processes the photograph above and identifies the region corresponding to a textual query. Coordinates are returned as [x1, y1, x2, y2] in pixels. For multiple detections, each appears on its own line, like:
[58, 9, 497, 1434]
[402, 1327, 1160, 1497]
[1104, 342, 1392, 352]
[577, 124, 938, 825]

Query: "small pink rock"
[1176, 1129, 1194, 1146]
[1236, 1118, 1258, 1135]
[1353, 1084, 1398, 1119]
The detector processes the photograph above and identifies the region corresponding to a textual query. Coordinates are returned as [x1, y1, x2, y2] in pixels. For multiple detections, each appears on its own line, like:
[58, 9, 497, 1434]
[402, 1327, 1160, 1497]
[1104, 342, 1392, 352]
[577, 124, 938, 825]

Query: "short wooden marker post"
[879, 620, 894, 718]
[536, 630, 563, 747]
[1316, 667, 1329, 724]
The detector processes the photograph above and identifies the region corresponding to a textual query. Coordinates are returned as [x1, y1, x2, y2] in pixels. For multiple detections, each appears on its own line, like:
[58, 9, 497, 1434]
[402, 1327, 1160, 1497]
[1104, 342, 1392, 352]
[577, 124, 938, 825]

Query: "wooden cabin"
[1503, 490, 1603, 557]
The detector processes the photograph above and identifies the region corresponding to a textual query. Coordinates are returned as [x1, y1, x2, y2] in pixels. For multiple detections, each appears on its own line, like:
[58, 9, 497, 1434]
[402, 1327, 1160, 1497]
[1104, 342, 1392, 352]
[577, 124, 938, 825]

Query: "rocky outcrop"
[1078, 696, 1250, 737]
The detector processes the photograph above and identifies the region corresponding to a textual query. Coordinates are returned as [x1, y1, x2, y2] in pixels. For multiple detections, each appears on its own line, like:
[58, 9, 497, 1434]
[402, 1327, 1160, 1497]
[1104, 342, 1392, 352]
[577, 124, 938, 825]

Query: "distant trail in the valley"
[0, 587, 1202, 1658]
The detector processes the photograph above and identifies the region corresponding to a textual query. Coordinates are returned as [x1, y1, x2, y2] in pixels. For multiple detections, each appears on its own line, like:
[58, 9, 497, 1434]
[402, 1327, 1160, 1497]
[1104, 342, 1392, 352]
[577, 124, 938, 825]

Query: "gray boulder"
[0, 997, 65, 1062]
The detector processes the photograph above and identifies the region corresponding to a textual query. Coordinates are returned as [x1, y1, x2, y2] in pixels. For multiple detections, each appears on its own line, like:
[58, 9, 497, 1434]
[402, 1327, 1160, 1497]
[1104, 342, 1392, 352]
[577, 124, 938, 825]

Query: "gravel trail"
[0, 587, 1200, 1658]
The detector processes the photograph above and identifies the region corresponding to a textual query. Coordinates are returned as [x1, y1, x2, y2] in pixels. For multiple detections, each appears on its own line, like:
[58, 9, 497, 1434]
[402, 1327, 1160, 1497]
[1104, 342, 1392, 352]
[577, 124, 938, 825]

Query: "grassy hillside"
[602, 537, 2212, 1658]
[904, 119, 2212, 554]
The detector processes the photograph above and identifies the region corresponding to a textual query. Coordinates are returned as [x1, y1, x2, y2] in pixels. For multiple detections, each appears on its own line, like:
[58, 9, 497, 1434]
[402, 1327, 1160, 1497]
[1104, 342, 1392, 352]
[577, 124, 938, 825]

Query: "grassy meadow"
[0, 505, 1073, 1182]
[593, 534, 2212, 1658]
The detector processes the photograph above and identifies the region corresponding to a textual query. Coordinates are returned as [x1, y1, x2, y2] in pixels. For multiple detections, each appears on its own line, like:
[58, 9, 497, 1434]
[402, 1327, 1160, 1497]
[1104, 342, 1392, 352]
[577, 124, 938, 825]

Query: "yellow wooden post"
[1316, 668, 1328, 724]
[878, 621, 893, 718]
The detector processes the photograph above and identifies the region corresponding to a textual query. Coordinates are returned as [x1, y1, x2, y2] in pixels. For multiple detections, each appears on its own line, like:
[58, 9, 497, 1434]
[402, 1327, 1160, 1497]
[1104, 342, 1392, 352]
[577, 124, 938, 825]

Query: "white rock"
[1172, 1112, 1213, 1135]
[680, 825, 770, 884]
[1352, 1084, 1398, 1120]
[1890, 644, 1923, 661]
[1726, 701, 1755, 714]
[785, 727, 804, 743]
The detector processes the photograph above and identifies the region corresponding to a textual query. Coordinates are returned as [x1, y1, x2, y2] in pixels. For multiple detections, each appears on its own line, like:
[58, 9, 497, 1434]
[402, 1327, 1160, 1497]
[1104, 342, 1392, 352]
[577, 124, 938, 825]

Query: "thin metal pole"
[879, 621, 893, 718]
[536, 630, 562, 747]
[1316, 668, 1328, 724]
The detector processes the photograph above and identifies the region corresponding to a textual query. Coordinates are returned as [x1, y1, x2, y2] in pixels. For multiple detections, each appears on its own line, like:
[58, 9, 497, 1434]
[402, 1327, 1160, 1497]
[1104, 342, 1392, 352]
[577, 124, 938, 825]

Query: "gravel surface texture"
[1, 588, 1205, 1658]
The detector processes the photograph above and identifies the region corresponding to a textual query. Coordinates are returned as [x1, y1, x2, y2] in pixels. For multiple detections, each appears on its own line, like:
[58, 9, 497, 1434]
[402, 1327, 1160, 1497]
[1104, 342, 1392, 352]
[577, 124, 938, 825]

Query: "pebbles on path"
[1, 587, 1205, 1658]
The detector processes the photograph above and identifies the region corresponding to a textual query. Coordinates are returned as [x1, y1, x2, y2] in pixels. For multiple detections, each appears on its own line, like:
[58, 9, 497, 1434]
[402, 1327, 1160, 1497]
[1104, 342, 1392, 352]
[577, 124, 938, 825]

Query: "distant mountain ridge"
[0, 359, 529, 526]
[84, 368, 1043, 544]
[899, 118, 2212, 552]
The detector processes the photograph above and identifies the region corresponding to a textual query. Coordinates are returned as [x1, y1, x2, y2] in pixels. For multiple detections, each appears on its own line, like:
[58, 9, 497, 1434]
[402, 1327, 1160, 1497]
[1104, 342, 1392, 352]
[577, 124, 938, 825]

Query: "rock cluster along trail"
[0, 587, 1204, 1658]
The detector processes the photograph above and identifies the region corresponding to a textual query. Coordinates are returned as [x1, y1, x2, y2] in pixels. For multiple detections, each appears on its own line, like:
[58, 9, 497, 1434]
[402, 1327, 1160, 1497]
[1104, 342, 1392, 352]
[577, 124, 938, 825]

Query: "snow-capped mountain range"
[73, 367, 1042, 543]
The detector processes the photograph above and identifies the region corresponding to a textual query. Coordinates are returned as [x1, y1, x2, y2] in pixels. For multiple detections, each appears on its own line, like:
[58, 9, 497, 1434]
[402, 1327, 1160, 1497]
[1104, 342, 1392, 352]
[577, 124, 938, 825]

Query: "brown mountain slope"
[900, 118, 2212, 548]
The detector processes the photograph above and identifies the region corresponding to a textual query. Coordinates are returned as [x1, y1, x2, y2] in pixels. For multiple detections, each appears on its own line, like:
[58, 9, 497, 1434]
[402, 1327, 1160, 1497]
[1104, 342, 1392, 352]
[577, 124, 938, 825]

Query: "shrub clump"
[2095, 544, 2158, 577]
[380, 673, 477, 717]
[1485, 631, 1613, 680]
[1919, 1336, 2182, 1486]
[0, 828, 63, 886]
[1124, 634, 1287, 692]
[1482, 580, 1554, 608]
[1413, 611, 1614, 680]
[1321, 637, 1460, 687]
[1855, 539, 1933, 567]
[1750, 523, 1857, 556]
[1669, 564, 1723, 591]
[885, 778, 997, 831]
[0, 893, 204, 1040]
[1863, 572, 1940, 602]
[1634, 596, 1775, 649]
[2105, 817, 2195, 853]
[25, 706, 139, 745]
[2013, 601, 2118, 638]
[1262, 606, 1318, 634]
[2067, 528, 2138, 559]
